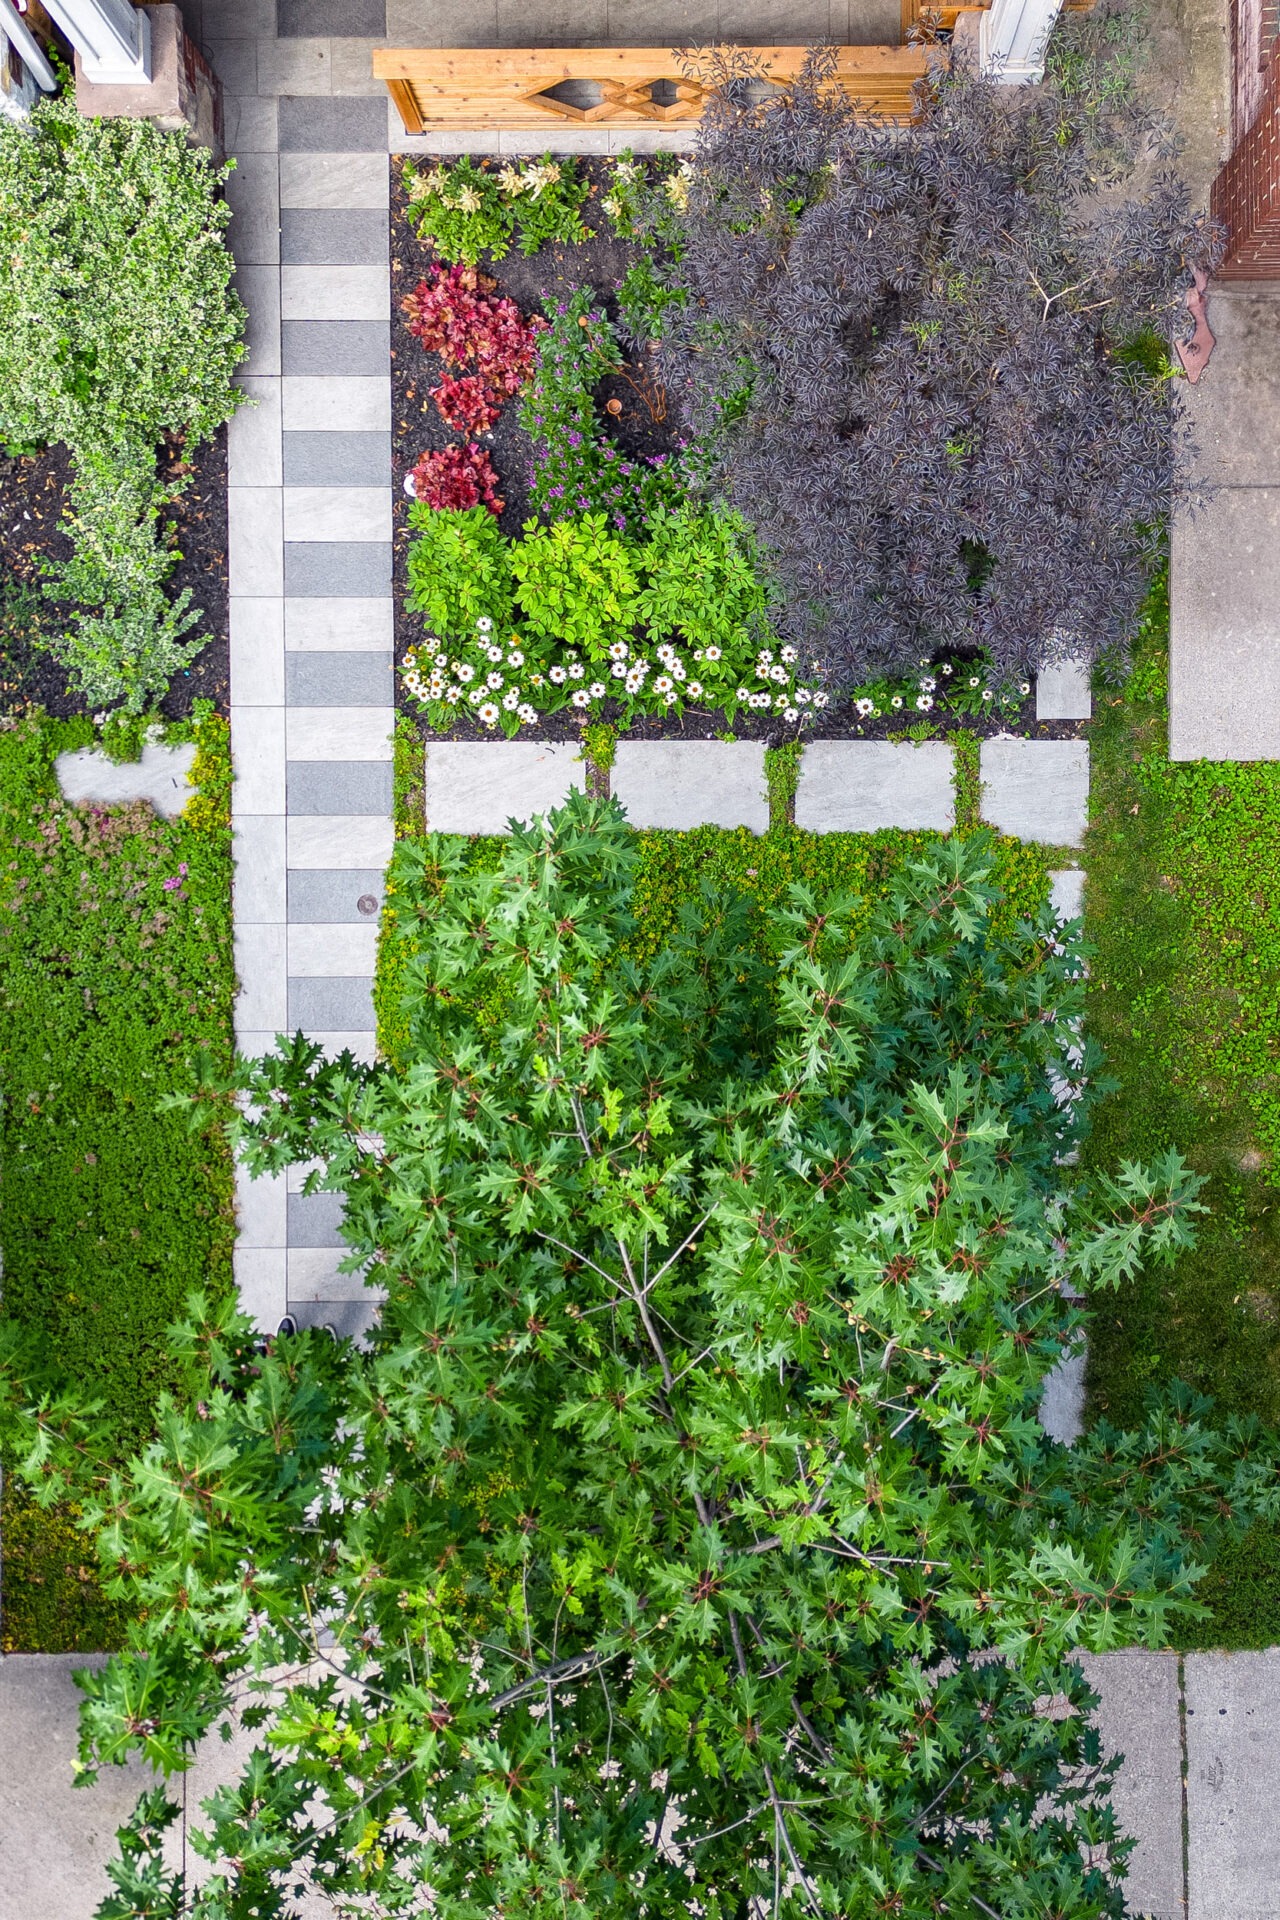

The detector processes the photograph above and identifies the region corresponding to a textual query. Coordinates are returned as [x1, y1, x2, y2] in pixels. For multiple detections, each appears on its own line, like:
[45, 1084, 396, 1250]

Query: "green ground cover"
[0, 707, 236, 1650]
[1082, 572, 1280, 1646]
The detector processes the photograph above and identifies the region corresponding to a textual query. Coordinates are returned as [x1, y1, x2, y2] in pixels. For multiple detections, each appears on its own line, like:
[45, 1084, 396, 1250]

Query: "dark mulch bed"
[0, 426, 229, 721]
[390, 156, 1083, 753]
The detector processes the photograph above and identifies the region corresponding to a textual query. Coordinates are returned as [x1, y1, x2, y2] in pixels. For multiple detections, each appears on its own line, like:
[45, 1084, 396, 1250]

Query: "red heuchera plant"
[402, 263, 544, 403]
[409, 444, 504, 515]
[432, 372, 502, 436]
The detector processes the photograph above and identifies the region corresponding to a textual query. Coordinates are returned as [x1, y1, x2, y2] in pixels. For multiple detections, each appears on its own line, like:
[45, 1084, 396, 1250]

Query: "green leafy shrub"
[0, 705, 236, 1648]
[498, 154, 592, 254]
[614, 256, 686, 348]
[404, 502, 514, 637]
[848, 651, 1031, 727]
[0, 91, 245, 712]
[404, 155, 514, 263]
[599, 149, 691, 249]
[509, 512, 641, 657]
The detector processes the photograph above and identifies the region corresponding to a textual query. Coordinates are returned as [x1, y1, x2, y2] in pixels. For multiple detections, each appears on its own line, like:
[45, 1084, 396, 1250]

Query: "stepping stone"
[794, 741, 954, 832]
[1049, 869, 1085, 922]
[1077, 1650, 1185, 1920]
[981, 739, 1089, 847]
[423, 741, 586, 835]
[1035, 661, 1092, 721]
[54, 741, 196, 820]
[1185, 1648, 1280, 1920]
[612, 742, 769, 833]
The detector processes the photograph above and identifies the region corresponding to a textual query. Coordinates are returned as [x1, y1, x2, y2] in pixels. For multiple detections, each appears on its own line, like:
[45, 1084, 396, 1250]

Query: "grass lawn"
[0, 708, 236, 1651]
[1082, 572, 1280, 1646]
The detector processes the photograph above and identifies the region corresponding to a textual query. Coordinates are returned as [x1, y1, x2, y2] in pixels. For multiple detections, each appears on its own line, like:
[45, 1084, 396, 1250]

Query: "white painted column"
[39, 0, 150, 82]
[978, 0, 1065, 83]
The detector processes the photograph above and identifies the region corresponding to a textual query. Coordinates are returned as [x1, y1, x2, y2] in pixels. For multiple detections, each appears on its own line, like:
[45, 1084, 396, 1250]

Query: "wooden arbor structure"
[372, 45, 935, 134]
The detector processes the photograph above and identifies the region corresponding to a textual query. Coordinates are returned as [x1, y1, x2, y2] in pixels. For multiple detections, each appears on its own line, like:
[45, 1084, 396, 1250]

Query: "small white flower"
[653, 674, 673, 694]
[625, 670, 645, 693]
[770, 665, 787, 684]
[457, 663, 476, 683]
[891, 695, 903, 710]
[434, 652, 448, 669]
[919, 675, 936, 692]
[940, 663, 953, 676]
[599, 1758, 622, 1781]
[758, 649, 774, 665]
[1020, 681, 1031, 696]
[783, 707, 798, 723]
[503, 688, 520, 710]
[468, 687, 484, 704]
[781, 646, 798, 665]
[611, 661, 627, 678]
[968, 676, 981, 689]
[486, 671, 504, 690]
[478, 701, 500, 725]
[670, 661, 686, 681]
[445, 686, 461, 704]
[507, 649, 524, 668]
[530, 673, 544, 686]
[608, 641, 629, 661]
[549, 665, 567, 684]
[736, 688, 750, 702]
[589, 681, 606, 699]
[571, 688, 591, 707]
[813, 692, 829, 709]
[982, 688, 993, 701]
[687, 680, 703, 699]
[518, 703, 537, 724]
[797, 687, 812, 705]
[916, 695, 934, 712]
[749, 692, 768, 709]
[755, 663, 771, 681]
[476, 617, 493, 633]
[568, 661, 586, 680]
[775, 693, 789, 709]
[486, 645, 505, 663]
[855, 697, 874, 716]
[665, 689, 678, 705]
[705, 645, 722, 662]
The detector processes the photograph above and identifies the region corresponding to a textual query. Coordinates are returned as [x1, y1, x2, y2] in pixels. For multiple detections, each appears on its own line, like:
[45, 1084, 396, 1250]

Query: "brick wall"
[1213, 0, 1280, 277]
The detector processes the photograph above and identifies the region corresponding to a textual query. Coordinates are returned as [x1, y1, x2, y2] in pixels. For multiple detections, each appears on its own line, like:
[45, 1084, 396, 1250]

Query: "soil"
[0, 426, 229, 721]
[389, 156, 1084, 755]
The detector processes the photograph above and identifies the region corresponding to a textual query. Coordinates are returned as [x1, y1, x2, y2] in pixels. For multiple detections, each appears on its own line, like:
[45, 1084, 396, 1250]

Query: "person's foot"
[276, 1314, 298, 1338]
[320, 1322, 338, 1342]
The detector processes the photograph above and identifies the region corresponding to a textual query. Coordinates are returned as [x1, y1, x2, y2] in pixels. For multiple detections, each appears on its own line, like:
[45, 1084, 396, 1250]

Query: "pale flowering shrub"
[848, 652, 1031, 724]
[404, 153, 590, 264]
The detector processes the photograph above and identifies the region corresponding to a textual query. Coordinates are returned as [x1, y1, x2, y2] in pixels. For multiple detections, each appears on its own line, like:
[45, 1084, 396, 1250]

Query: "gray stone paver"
[612, 741, 769, 832]
[288, 867, 386, 921]
[54, 741, 196, 819]
[981, 738, 1089, 847]
[1078, 1651, 1186, 1920]
[1186, 1649, 1280, 1920]
[1049, 867, 1085, 923]
[283, 430, 392, 485]
[795, 740, 954, 833]
[1035, 660, 1092, 721]
[424, 741, 588, 833]
[280, 318, 390, 374]
[282, 484, 392, 542]
[285, 760, 394, 813]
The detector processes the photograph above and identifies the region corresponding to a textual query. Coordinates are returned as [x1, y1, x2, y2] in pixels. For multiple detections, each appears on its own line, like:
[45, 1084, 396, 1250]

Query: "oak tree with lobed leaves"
[4, 797, 1277, 1918]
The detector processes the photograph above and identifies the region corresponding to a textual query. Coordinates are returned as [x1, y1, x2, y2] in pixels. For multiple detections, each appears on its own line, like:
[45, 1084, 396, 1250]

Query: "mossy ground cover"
[0, 707, 235, 1650]
[1082, 573, 1280, 1646]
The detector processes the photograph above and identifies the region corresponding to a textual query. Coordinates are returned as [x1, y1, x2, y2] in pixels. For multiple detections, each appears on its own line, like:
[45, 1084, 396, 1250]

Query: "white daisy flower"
[549, 666, 567, 684]
[758, 649, 774, 665]
[813, 692, 829, 708]
[891, 695, 904, 709]
[608, 641, 629, 661]
[445, 686, 461, 703]
[502, 688, 520, 710]
[486, 645, 504, 663]
[968, 676, 981, 688]
[568, 661, 585, 679]
[476, 617, 493, 633]
[919, 676, 936, 692]
[434, 652, 448, 669]
[671, 661, 686, 681]
[705, 645, 722, 661]
[736, 688, 750, 702]
[982, 688, 993, 701]
[457, 663, 475, 683]
[940, 663, 953, 676]
[770, 665, 788, 684]
[486, 671, 504, 690]
[589, 681, 606, 699]
[611, 661, 627, 678]
[783, 707, 798, 723]
[916, 695, 934, 711]
[781, 646, 798, 665]
[855, 697, 874, 716]
[653, 675, 673, 694]
[507, 649, 524, 667]
[571, 688, 591, 707]
[797, 688, 812, 704]
[518, 703, 537, 724]
[478, 701, 499, 724]
[625, 671, 644, 693]
[687, 680, 703, 699]
[468, 687, 484, 704]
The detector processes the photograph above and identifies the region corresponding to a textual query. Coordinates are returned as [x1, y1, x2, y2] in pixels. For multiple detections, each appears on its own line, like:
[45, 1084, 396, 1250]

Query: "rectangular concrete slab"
[288, 867, 386, 922]
[1182, 287, 1280, 489]
[1170, 491, 1280, 761]
[230, 597, 286, 706]
[612, 741, 769, 832]
[285, 594, 394, 648]
[795, 740, 954, 833]
[285, 759, 394, 814]
[235, 1243, 288, 1329]
[281, 319, 390, 376]
[279, 151, 389, 207]
[283, 430, 391, 487]
[228, 487, 284, 598]
[287, 707, 394, 759]
[283, 541, 392, 597]
[980, 739, 1089, 847]
[234, 814, 288, 922]
[278, 96, 389, 151]
[424, 740, 587, 834]
[282, 265, 390, 321]
[289, 974, 377, 1031]
[282, 485, 391, 543]
[287, 1189, 348, 1247]
[280, 207, 389, 266]
[285, 650, 393, 705]
[1049, 869, 1085, 923]
[287, 1247, 376, 1301]
[1076, 1650, 1185, 1920]
[228, 377, 283, 487]
[287, 814, 395, 866]
[1036, 661, 1092, 721]
[287, 922, 380, 974]
[1186, 1647, 1280, 1920]
[282, 376, 390, 432]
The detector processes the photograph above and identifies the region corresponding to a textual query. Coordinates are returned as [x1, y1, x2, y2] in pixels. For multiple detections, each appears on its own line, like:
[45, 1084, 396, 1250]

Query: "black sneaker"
[276, 1314, 298, 1338]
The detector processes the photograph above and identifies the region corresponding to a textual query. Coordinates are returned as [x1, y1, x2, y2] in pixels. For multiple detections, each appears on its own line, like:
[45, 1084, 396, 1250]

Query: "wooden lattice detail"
[373, 47, 932, 133]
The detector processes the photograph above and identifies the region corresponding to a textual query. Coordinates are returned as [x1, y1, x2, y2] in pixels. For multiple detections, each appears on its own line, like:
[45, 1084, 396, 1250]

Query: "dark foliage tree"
[664, 23, 1218, 691]
[4, 801, 1278, 1916]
